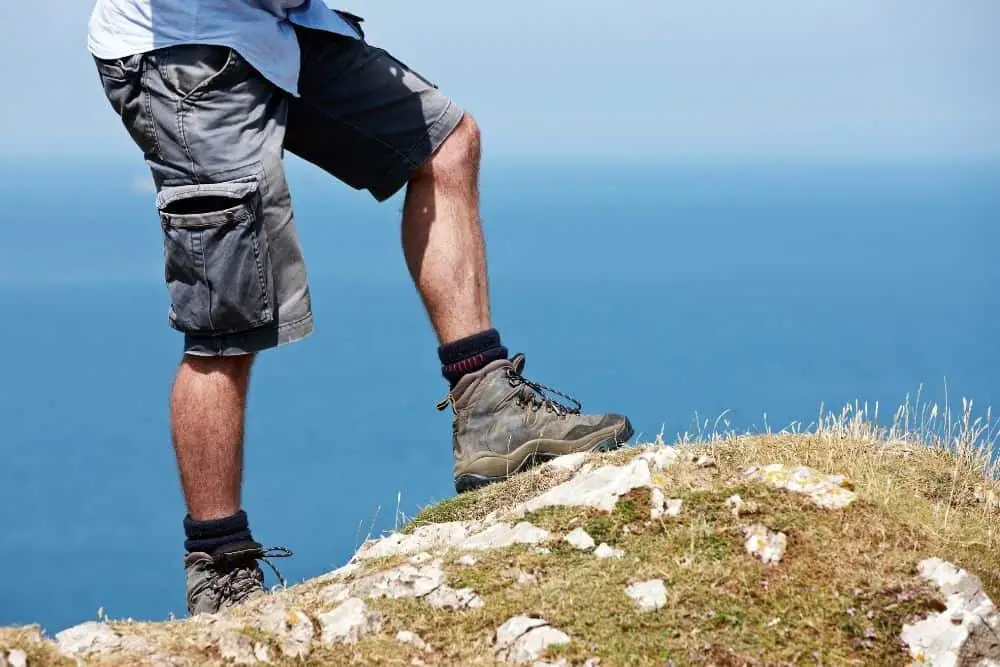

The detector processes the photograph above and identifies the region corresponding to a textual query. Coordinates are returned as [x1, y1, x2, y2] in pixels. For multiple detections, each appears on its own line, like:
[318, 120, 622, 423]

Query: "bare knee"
[412, 114, 480, 186]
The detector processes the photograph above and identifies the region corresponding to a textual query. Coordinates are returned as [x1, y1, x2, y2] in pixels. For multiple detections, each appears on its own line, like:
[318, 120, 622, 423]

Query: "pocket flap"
[157, 181, 260, 228]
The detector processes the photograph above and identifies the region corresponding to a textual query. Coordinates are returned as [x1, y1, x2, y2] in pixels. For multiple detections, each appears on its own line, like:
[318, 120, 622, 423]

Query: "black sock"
[184, 510, 255, 555]
[438, 328, 509, 387]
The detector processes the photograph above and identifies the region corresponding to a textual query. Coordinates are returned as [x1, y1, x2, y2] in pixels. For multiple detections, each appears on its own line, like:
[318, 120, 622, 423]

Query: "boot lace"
[506, 366, 581, 417]
[215, 546, 293, 605]
[434, 353, 583, 417]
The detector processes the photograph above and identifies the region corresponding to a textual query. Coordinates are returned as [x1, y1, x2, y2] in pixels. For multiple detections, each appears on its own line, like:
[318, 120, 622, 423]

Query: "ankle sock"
[438, 328, 509, 387]
[184, 510, 254, 555]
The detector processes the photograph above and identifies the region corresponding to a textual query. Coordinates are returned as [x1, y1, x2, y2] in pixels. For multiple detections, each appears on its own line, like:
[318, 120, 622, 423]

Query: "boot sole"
[454, 418, 634, 494]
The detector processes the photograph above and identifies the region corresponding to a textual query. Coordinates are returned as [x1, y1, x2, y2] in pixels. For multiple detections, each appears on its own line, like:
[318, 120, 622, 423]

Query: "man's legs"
[95, 43, 307, 613]
[170, 355, 254, 522]
[401, 115, 491, 345]
[287, 28, 508, 387]
[396, 110, 634, 492]
[287, 27, 633, 493]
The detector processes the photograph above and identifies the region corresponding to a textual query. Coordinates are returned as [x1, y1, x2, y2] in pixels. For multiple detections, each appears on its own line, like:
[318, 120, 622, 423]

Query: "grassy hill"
[2, 398, 999, 666]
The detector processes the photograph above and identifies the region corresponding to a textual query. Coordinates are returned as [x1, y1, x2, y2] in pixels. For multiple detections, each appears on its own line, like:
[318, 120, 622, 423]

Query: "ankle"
[438, 329, 508, 387]
[184, 510, 255, 555]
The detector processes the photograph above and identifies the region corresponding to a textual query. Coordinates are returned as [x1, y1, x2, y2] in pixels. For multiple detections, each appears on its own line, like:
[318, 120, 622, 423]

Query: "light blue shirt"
[87, 0, 361, 96]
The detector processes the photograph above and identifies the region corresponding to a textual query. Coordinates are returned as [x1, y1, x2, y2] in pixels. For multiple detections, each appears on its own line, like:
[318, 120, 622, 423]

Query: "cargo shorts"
[94, 22, 464, 356]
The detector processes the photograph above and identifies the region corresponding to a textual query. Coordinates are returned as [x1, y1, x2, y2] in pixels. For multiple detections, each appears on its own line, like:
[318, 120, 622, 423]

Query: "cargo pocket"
[157, 179, 275, 336]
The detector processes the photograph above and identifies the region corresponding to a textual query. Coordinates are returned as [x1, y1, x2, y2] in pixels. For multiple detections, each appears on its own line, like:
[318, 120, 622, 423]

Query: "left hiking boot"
[438, 353, 633, 493]
[184, 540, 292, 616]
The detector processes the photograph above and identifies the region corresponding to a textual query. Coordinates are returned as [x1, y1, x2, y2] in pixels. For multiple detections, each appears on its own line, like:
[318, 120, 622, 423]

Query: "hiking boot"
[438, 353, 633, 493]
[184, 540, 292, 616]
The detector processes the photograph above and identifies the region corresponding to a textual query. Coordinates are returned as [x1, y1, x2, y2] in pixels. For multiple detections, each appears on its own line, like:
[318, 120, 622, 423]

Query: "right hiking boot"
[438, 353, 634, 493]
[184, 540, 292, 616]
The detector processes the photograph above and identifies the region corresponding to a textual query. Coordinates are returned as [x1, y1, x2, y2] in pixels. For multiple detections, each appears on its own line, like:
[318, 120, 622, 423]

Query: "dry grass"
[699, 396, 1000, 601]
[0, 627, 73, 667]
[298, 483, 952, 665]
[4, 395, 997, 666]
[411, 394, 1000, 561]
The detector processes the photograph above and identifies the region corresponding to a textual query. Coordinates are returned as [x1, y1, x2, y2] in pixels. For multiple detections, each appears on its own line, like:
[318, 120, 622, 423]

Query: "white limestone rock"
[665, 498, 683, 517]
[515, 570, 539, 586]
[424, 585, 484, 610]
[726, 494, 744, 514]
[257, 606, 314, 659]
[209, 621, 269, 666]
[318, 598, 382, 645]
[744, 464, 857, 510]
[313, 561, 363, 585]
[522, 458, 652, 513]
[593, 543, 624, 560]
[638, 446, 680, 471]
[464, 522, 552, 550]
[456, 554, 479, 566]
[742, 524, 787, 565]
[319, 582, 351, 606]
[351, 561, 446, 600]
[510, 626, 570, 663]
[564, 527, 596, 551]
[119, 635, 154, 655]
[543, 452, 589, 473]
[353, 521, 472, 560]
[55, 621, 121, 657]
[695, 455, 717, 469]
[901, 558, 1000, 666]
[348, 559, 482, 610]
[726, 494, 759, 518]
[216, 629, 259, 665]
[6, 651, 26, 667]
[495, 617, 545, 647]
[409, 552, 433, 565]
[494, 616, 571, 664]
[625, 579, 667, 612]
[395, 630, 430, 652]
[650, 487, 666, 519]
[148, 653, 195, 667]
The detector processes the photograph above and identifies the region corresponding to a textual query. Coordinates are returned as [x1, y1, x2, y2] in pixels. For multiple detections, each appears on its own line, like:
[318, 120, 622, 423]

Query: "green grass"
[4, 395, 998, 666]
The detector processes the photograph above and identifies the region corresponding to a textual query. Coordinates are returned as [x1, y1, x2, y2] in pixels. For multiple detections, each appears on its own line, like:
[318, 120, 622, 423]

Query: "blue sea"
[0, 158, 997, 633]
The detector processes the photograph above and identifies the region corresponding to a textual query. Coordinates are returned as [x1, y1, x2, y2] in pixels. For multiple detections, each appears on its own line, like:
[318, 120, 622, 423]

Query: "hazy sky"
[0, 0, 997, 160]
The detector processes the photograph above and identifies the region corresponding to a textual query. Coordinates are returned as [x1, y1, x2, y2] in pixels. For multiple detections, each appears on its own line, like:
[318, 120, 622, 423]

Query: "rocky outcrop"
[902, 558, 1000, 666]
[2, 443, 997, 666]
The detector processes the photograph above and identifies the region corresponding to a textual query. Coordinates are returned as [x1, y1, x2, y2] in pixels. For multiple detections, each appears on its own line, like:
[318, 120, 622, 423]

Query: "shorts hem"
[369, 101, 466, 202]
[181, 314, 315, 357]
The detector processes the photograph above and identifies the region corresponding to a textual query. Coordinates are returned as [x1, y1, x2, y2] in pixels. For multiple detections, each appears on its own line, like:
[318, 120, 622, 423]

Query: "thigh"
[286, 25, 465, 202]
[94, 47, 314, 355]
